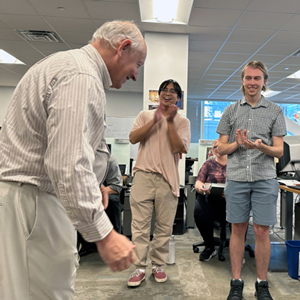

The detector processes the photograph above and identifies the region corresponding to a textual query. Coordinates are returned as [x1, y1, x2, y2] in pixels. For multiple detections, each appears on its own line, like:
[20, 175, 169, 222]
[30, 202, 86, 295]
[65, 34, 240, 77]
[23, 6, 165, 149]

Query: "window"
[187, 100, 234, 142]
[203, 101, 234, 140]
[277, 103, 300, 128]
[187, 101, 300, 143]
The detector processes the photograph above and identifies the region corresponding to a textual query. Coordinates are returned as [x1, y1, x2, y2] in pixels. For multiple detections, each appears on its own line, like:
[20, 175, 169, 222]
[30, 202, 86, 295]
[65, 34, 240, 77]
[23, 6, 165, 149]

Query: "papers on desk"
[277, 179, 300, 187]
[205, 183, 225, 198]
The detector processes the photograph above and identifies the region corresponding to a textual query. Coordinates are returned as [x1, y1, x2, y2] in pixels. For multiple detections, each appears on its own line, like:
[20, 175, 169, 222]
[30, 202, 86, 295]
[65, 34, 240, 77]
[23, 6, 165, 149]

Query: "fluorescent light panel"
[0, 49, 25, 64]
[139, 0, 194, 25]
[262, 90, 281, 98]
[287, 70, 300, 79]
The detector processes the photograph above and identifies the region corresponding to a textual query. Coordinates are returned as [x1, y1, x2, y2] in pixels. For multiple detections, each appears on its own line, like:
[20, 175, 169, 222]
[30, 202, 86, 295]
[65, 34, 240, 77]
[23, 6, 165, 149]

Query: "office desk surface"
[279, 184, 300, 195]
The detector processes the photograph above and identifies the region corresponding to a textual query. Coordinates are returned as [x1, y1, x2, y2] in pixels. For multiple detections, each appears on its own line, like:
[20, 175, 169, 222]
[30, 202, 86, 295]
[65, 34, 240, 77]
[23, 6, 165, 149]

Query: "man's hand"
[166, 104, 178, 122]
[154, 104, 164, 123]
[100, 185, 109, 210]
[243, 139, 262, 149]
[235, 129, 247, 146]
[95, 230, 136, 272]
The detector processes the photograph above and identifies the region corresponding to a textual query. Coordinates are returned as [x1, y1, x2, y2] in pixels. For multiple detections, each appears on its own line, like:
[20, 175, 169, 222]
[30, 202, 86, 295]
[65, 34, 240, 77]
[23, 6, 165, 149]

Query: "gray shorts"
[224, 179, 279, 226]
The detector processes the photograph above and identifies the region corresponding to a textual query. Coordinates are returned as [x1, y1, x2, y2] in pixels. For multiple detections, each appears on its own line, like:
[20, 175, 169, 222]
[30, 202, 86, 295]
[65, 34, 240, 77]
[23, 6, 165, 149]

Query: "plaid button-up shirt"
[217, 96, 287, 182]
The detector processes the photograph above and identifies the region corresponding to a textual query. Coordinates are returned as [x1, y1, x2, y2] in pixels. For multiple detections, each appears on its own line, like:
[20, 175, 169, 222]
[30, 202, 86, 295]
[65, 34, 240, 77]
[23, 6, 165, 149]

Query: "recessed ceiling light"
[57, 7, 66, 11]
[139, 0, 194, 25]
[154, 0, 178, 23]
[0, 49, 25, 64]
[287, 70, 300, 79]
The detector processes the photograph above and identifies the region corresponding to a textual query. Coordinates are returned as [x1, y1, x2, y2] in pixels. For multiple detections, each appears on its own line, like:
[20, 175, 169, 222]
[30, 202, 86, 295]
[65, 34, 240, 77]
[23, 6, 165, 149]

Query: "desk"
[186, 175, 197, 228]
[267, 185, 300, 272]
[279, 185, 300, 240]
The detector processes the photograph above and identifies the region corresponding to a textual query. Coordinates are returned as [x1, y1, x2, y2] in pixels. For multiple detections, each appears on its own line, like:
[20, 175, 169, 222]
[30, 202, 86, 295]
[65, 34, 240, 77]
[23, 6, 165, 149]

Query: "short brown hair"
[240, 61, 268, 94]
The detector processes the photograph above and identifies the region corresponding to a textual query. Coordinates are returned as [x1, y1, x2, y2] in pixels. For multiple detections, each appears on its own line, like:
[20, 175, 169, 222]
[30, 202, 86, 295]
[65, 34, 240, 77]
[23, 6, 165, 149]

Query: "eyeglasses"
[161, 88, 177, 94]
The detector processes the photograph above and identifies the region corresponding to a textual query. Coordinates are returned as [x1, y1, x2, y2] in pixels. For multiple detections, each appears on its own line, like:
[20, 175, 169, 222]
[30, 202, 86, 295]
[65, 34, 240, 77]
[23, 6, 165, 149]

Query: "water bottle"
[166, 235, 175, 265]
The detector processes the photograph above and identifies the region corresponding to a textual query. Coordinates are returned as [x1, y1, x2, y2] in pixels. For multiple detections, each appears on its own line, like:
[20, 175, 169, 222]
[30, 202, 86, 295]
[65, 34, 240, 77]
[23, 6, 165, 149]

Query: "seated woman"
[194, 139, 227, 262]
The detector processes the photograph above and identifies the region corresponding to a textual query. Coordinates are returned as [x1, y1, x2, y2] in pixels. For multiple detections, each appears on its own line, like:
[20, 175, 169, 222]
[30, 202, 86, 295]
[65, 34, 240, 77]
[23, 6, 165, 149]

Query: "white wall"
[0, 86, 14, 126]
[105, 91, 143, 118]
[187, 143, 198, 159]
[0, 87, 143, 124]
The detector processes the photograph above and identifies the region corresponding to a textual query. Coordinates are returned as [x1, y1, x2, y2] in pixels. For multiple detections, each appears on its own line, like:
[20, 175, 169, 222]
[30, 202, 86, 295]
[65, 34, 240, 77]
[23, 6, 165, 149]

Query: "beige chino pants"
[0, 181, 78, 300]
[130, 171, 178, 268]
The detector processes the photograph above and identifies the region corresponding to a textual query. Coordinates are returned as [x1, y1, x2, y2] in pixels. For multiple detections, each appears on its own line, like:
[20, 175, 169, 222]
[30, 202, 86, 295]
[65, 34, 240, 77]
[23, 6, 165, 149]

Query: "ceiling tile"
[85, 2, 140, 20]
[189, 8, 243, 27]
[236, 11, 292, 30]
[248, 0, 300, 14]
[1, 0, 38, 15]
[193, 0, 251, 10]
[0, 14, 52, 31]
[29, 0, 90, 18]
[44, 17, 96, 33]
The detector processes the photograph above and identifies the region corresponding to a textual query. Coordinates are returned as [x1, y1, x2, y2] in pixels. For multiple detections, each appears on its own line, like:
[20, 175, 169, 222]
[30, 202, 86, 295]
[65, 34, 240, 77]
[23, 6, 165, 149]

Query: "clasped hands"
[154, 103, 178, 123]
[236, 129, 262, 149]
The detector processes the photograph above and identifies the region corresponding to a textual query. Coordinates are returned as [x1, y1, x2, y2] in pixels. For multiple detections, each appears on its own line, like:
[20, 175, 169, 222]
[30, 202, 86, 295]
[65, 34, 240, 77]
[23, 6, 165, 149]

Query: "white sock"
[137, 269, 145, 273]
[257, 278, 266, 283]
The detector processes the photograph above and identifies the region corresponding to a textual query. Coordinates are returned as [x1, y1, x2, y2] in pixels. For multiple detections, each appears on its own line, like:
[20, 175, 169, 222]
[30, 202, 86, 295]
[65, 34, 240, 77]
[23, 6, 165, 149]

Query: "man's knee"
[253, 223, 269, 239]
[231, 222, 248, 237]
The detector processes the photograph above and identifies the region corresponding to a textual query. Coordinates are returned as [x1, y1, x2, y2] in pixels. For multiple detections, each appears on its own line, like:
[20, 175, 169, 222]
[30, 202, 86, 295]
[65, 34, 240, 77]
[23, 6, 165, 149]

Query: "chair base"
[192, 239, 255, 260]
[192, 237, 230, 261]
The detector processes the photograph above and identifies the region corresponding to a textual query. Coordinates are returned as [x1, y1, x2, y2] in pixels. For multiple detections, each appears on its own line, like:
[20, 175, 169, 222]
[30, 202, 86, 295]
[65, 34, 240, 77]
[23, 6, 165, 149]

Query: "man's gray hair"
[92, 20, 144, 52]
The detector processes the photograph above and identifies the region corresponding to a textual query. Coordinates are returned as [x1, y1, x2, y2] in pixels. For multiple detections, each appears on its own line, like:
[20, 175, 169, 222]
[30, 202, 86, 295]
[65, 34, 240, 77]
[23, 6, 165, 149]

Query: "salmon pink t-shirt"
[131, 109, 190, 197]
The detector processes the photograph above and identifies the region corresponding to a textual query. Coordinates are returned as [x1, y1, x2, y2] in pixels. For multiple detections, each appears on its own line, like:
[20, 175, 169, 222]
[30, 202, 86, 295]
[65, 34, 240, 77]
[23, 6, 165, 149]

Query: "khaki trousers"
[130, 171, 178, 268]
[0, 181, 78, 300]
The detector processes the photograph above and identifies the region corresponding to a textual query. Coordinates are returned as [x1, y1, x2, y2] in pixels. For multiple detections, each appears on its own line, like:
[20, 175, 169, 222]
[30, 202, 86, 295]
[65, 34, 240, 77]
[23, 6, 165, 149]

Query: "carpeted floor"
[74, 223, 300, 300]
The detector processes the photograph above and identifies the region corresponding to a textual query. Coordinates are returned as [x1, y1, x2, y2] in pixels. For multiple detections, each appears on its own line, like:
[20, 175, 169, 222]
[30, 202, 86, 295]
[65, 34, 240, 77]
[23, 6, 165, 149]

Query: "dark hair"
[158, 79, 182, 100]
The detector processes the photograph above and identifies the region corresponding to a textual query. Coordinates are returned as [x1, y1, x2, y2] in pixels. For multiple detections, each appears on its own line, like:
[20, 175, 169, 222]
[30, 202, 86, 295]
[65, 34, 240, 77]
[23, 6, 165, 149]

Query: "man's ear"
[117, 39, 132, 56]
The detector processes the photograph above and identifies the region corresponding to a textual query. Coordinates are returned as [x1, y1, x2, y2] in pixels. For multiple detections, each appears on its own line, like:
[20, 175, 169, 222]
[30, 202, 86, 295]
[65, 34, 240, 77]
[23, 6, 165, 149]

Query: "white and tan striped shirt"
[0, 44, 114, 242]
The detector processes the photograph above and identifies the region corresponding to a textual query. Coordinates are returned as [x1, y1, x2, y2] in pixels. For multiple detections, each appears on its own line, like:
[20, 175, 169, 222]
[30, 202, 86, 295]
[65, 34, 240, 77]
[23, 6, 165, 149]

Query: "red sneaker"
[152, 266, 167, 283]
[127, 269, 145, 287]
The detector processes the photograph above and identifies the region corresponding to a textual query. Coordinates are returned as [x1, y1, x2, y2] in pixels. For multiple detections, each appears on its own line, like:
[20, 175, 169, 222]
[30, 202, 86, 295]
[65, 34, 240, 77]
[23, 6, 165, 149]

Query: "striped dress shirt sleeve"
[0, 45, 113, 242]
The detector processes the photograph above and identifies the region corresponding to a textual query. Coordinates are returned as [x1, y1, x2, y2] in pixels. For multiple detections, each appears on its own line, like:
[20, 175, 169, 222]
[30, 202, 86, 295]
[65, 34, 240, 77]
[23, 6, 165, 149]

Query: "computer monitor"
[276, 135, 300, 178]
[118, 164, 127, 176]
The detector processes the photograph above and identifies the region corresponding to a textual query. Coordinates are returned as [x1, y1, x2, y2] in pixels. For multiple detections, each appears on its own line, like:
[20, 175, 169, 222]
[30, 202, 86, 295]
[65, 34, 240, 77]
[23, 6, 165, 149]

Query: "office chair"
[192, 219, 229, 261]
[192, 190, 255, 261]
[193, 189, 229, 261]
[192, 221, 255, 261]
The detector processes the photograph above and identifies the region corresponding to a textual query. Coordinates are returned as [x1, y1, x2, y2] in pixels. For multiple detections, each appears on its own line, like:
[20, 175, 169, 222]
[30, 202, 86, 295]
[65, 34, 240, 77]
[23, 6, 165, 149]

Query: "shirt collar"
[240, 95, 268, 108]
[80, 44, 112, 90]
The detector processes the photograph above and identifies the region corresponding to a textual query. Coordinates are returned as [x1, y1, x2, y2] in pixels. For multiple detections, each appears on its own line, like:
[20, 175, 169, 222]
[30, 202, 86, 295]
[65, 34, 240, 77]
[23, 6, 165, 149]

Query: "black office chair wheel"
[218, 252, 226, 262]
[193, 246, 200, 253]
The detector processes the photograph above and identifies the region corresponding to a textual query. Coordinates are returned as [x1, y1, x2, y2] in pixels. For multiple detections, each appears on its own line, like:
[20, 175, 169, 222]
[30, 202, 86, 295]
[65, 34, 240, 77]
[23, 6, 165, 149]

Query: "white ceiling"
[2, 0, 300, 103]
